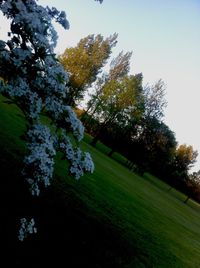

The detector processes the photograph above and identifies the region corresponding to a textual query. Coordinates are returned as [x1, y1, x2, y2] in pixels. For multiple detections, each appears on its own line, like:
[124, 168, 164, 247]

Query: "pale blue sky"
[1, 0, 200, 171]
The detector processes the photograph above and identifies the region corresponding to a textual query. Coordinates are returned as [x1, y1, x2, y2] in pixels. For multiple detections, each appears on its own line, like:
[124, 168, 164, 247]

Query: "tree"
[90, 73, 144, 146]
[109, 51, 132, 80]
[84, 51, 143, 146]
[143, 79, 167, 121]
[0, 0, 95, 240]
[124, 116, 177, 176]
[166, 144, 198, 194]
[183, 170, 200, 203]
[59, 33, 117, 106]
[175, 144, 198, 174]
[122, 79, 168, 174]
[86, 51, 132, 117]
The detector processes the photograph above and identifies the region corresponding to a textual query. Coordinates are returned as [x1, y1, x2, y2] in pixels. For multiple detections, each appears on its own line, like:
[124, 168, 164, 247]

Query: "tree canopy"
[59, 33, 117, 105]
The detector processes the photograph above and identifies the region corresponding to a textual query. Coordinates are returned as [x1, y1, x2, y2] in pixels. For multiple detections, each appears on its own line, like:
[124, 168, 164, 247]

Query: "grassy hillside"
[1, 95, 200, 267]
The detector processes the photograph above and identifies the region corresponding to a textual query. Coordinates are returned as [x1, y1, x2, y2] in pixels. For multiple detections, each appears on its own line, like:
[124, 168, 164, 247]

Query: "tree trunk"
[83, 104, 100, 129]
[167, 186, 173, 192]
[90, 132, 100, 147]
[184, 196, 190, 204]
[90, 114, 117, 147]
[108, 148, 115, 157]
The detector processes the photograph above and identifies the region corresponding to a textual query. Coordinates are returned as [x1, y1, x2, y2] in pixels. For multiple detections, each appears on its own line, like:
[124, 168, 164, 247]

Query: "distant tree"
[190, 170, 200, 182]
[84, 50, 141, 144]
[123, 79, 169, 174]
[109, 51, 133, 80]
[59, 33, 117, 106]
[90, 73, 144, 146]
[143, 79, 167, 121]
[184, 170, 200, 203]
[167, 144, 198, 194]
[86, 51, 132, 116]
[125, 116, 177, 175]
[175, 144, 198, 174]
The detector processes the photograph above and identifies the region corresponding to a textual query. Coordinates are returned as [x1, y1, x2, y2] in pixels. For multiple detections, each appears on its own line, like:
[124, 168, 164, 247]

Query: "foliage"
[109, 51, 132, 80]
[59, 33, 117, 105]
[182, 170, 200, 203]
[136, 117, 177, 174]
[175, 144, 198, 172]
[86, 51, 133, 116]
[118, 79, 168, 172]
[90, 74, 144, 145]
[84, 51, 145, 148]
[143, 79, 167, 121]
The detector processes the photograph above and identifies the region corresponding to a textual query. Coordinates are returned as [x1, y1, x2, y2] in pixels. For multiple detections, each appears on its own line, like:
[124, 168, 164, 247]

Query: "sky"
[0, 0, 200, 171]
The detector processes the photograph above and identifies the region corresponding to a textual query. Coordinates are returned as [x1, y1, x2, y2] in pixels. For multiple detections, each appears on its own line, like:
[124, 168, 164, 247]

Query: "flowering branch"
[0, 0, 94, 240]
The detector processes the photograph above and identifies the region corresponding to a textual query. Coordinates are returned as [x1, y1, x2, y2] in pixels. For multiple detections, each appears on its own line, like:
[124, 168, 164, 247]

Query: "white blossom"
[64, 106, 85, 141]
[60, 131, 95, 180]
[82, 152, 95, 173]
[23, 124, 56, 196]
[18, 218, 37, 241]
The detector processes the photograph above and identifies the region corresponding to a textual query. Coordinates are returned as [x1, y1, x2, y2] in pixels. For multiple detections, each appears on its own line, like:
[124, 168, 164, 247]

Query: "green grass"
[83, 132, 128, 166]
[1, 95, 200, 267]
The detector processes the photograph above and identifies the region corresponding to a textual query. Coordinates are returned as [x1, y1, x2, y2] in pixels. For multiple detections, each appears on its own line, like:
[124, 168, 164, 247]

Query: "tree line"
[59, 33, 200, 203]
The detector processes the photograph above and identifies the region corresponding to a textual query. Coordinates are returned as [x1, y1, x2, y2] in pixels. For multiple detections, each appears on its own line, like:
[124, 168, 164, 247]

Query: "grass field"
[1, 95, 200, 267]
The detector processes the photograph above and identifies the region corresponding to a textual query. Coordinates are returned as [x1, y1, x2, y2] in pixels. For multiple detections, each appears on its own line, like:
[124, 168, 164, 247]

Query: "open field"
[1, 95, 200, 267]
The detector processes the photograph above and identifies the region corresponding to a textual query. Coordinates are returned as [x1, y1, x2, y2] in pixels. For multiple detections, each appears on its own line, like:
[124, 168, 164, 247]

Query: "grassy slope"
[1, 95, 200, 267]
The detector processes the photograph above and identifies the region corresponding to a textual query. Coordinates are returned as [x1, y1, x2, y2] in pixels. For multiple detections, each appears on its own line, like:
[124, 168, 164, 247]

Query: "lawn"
[1, 95, 200, 267]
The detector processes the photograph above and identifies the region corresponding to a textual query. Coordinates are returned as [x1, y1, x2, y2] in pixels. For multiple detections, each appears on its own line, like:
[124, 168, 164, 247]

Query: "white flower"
[18, 218, 37, 241]
[64, 106, 85, 141]
[82, 152, 95, 173]
[23, 124, 56, 196]
[59, 131, 95, 180]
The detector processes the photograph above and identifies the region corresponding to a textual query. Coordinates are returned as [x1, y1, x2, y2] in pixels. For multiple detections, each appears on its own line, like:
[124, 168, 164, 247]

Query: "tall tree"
[174, 144, 198, 174]
[125, 79, 168, 172]
[143, 79, 167, 121]
[90, 73, 144, 146]
[59, 33, 117, 106]
[85, 51, 134, 124]
[124, 116, 177, 175]
[109, 51, 132, 80]
[117, 79, 177, 176]
[184, 170, 200, 203]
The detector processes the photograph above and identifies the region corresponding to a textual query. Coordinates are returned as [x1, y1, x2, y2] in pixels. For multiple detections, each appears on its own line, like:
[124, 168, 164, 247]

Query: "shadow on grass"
[1, 149, 135, 268]
[0, 128, 181, 268]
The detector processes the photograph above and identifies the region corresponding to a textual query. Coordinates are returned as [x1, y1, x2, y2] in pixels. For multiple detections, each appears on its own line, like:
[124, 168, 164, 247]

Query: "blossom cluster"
[0, 0, 69, 51]
[0, 1, 69, 120]
[60, 132, 94, 179]
[62, 106, 85, 141]
[18, 218, 37, 242]
[23, 124, 56, 196]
